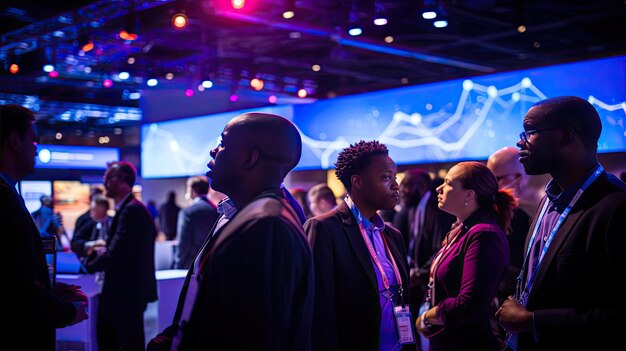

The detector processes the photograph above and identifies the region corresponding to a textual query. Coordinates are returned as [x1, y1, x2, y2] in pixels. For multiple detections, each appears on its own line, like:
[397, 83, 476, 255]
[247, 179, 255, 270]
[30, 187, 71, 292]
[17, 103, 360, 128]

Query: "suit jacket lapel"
[108, 194, 134, 245]
[528, 192, 589, 301]
[382, 228, 407, 287]
[337, 202, 378, 291]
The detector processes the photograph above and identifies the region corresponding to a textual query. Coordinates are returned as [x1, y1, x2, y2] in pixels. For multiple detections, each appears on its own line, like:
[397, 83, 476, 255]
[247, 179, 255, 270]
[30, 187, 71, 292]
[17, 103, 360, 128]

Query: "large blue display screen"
[141, 56, 626, 177]
[141, 105, 294, 178]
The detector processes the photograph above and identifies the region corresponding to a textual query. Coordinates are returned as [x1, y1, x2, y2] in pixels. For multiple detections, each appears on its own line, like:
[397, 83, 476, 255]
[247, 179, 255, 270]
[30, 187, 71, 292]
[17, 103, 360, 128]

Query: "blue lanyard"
[517, 164, 603, 299]
[345, 196, 403, 294]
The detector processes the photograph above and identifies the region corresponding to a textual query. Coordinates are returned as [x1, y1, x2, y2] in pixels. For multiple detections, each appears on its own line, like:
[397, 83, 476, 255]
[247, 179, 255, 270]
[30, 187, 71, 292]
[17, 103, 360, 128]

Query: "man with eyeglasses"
[85, 161, 157, 350]
[496, 96, 626, 350]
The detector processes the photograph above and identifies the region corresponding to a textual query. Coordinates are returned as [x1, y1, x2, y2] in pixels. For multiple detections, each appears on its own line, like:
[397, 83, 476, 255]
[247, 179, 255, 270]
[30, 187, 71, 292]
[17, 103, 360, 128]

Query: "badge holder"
[391, 289, 415, 344]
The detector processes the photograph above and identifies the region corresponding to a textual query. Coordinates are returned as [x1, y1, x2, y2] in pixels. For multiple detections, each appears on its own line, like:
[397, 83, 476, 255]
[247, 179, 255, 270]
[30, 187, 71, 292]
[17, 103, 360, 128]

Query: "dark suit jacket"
[85, 194, 157, 309]
[305, 201, 412, 351]
[517, 172, 626, 350]
[151, 190, 314, 351]
[174, 196, 218, 269]
[1, 177, 76, 350]
[71, 216, 112, 258]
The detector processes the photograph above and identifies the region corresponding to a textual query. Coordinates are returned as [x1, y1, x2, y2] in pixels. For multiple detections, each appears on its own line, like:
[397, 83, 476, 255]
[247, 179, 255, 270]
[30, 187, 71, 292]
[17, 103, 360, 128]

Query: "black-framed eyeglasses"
[519, 127, 563, 143]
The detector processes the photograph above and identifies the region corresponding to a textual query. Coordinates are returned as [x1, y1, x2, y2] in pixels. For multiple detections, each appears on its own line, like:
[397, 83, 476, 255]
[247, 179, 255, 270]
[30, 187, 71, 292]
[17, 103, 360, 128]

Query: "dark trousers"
[97, 294, 146, 351]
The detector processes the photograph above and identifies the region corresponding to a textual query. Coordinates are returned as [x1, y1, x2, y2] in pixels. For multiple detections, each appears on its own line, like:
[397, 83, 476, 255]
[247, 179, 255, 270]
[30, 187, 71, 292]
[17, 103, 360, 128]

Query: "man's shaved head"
[226, 112, 302, 178]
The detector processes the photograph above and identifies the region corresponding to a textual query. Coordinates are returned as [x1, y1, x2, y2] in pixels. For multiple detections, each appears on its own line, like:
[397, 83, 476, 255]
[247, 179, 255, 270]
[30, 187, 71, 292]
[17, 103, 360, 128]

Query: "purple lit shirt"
[348, 200, 402, 351]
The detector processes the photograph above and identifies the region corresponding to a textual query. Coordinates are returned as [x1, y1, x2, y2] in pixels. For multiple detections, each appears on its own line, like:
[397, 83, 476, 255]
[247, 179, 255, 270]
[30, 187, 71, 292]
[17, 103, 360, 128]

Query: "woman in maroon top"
[415, 161, 515, 351]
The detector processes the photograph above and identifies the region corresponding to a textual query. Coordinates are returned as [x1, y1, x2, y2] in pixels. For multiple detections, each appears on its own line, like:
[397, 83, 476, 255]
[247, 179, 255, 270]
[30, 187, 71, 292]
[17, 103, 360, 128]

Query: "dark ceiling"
[1, 0, 626, 136]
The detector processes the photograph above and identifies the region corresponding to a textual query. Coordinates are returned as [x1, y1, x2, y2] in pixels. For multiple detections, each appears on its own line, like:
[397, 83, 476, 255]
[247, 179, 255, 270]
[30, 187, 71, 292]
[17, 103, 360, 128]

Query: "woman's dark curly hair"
[334, 140, 388, 192]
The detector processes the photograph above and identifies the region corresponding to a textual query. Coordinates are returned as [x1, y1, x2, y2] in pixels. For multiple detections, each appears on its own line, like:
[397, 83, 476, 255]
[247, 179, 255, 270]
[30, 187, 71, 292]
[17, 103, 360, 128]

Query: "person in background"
[146, 199, 159, 219]
[173, 176, 219, 269]
[486, 147, 532, 344]
[1, 104, 88, 350]
[159, 191, 181, 240]
[290, 187, 312, 219]
[31, 195, 63, 236]
[307, 183, 337, 217]
[148, 112, 313, 350]
[71, 195, 112, 263]
[305, 140, 413, 351]
[74, 187, 104, 239]
[85, 161, 158, 350]
[496, 96, 626, 350]
[415, 161, 513, 351]
[392, 168, 455, 344]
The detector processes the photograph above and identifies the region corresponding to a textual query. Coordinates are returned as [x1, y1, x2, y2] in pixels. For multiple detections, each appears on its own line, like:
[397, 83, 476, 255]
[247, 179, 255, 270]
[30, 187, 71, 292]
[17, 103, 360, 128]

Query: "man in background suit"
[71, 194, 112, 263]
[0, 104, 88, 350]
[85, 161, 157, 350]
[74, 187, 104, 240]
[173, 176, 218, 269]
[496, 96, 626, 350]
[392, 169, 455, 333]
[305, 140, 413, 351]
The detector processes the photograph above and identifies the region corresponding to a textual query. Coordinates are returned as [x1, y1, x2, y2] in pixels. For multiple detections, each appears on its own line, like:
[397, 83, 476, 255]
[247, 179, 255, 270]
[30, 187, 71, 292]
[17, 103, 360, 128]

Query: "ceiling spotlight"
[43, 64, 55, 73]
[348, 26, 362, 36]
[311, 64, 321, 72]
[384, 36, 394, 43]
[118, 71, 130, 80]
[250, 78, 264, 91]
[268, 95, 277, 104]
[103, 79, 113, 88]
[231, 0, 245, 10]
[373, 17, 387, 26]
[9, 64, 19, 74]
[517, 25, 527, 33]
[202, 80, 214, 88]
[165, 73, 174, 80]
[147, 78, 158, 87]
[297, 88, 307, 98]
[172, 13, 188, 30]
[433, 20, 448, 28]
[127, 57, 136, 64]
[119, 17, 139, 41]
[185, 89, 194, 97]
[283, 11, 295, 19]
[422, 11, 437, 20]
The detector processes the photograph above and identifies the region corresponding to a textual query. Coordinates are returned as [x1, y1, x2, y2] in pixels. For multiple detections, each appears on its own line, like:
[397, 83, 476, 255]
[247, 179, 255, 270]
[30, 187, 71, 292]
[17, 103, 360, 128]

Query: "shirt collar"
[217, 197, 238, 220]
[544, 163, 599, 212]
[192, 195, 208, 204]
[115, 193, 132, 211]
[460, 209, 490, 231]
[345, 195, 386, 231]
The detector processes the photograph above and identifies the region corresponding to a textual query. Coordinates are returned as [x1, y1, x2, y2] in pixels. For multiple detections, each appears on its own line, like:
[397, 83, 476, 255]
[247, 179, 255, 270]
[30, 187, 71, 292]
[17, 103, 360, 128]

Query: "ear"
[243, 148, 260, 169]
[351, 174, 363, 191]
[559, 127, 576, 147]
[465, 189, 475, 203]
[8, 130, 23, 151]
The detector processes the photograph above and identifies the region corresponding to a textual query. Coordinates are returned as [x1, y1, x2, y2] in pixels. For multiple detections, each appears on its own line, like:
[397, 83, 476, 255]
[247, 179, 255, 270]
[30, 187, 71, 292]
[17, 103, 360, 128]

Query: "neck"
[0, 159, 22, 182]
[114, 190, 131, 205]
[456, 203, 479, 223]
[551, 156, 597, 191]
[349, 192, 377, 221]
[229, 183, 280, 211]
